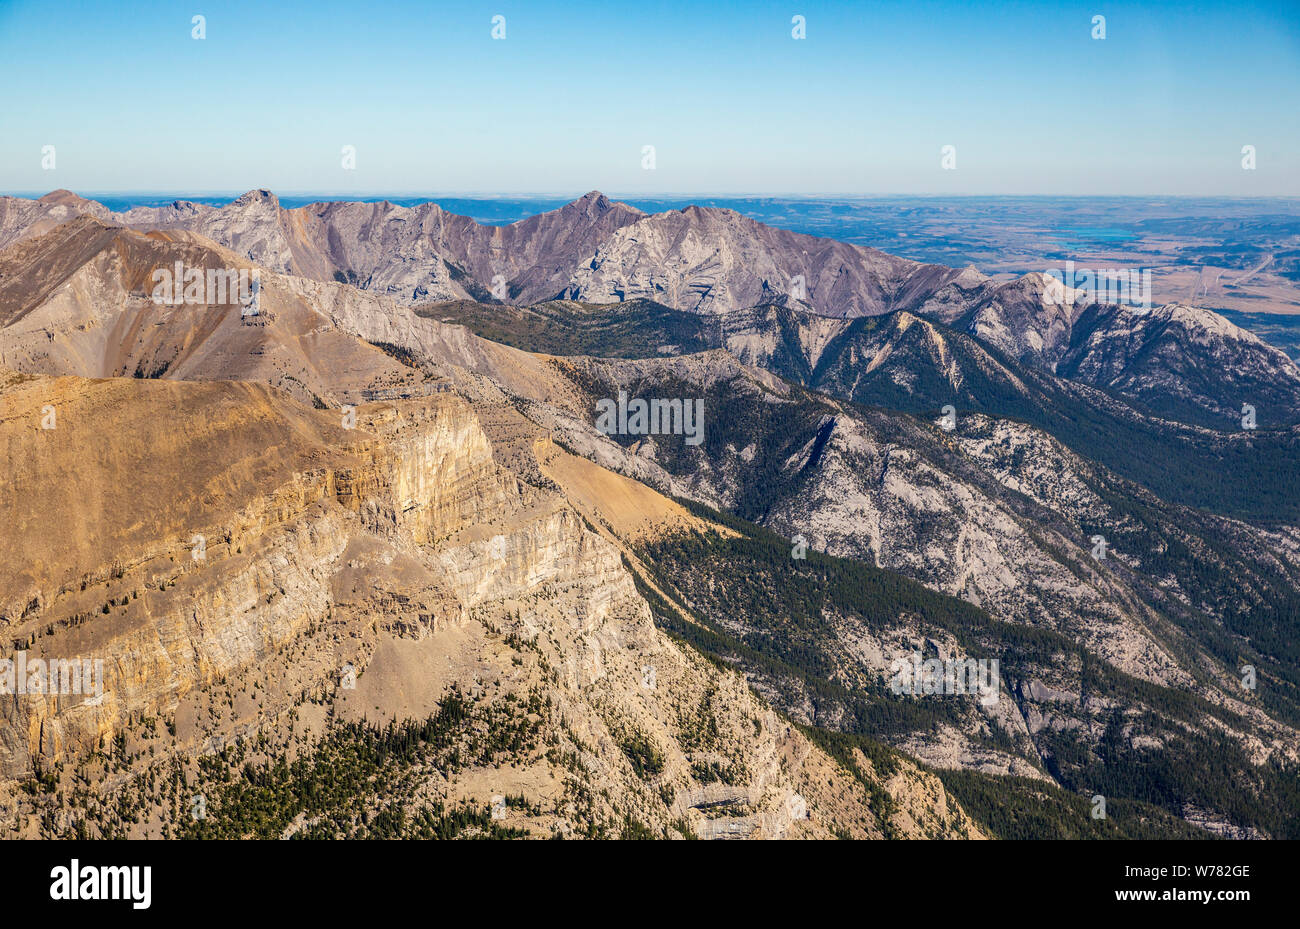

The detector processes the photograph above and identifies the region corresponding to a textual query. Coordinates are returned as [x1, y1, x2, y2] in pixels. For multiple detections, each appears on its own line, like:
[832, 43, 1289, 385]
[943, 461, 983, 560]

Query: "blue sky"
[1, 0, 1297, 195]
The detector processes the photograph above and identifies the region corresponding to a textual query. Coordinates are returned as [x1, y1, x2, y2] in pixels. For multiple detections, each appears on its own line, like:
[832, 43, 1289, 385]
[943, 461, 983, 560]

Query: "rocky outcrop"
[3, 190, 1296, 839]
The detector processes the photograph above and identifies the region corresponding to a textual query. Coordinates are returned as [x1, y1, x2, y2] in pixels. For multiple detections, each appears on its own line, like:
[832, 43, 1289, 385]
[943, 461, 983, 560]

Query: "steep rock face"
[950, 412, 1300, 681]
[0, 191, 971, 318]
[428, 296, 1300, 531]
[6, 191, 1298, 429]
[29, 227, 1277, 793]
[921, 272, 1081, 368]
[0, 374, 461, 776]
[282, 198, 480, 303]
[1, 190, 649, 309]
[763, 418, 1171, 673]
[0, 370, 978, 839]
[140, 190, 646, 306]
[0, 372, 581, 782]
[542, 357, 1180, 685]
[717, 302, 849, 375]
[713, 304, 1036, 410]
[170, 189, 292, 276]
[4, 191, 1298, 836]
[432, 191, 647, 305]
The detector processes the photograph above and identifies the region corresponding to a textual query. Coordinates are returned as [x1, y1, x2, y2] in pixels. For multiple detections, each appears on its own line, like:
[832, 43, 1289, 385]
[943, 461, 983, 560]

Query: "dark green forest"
[633, 505, 1300, 840]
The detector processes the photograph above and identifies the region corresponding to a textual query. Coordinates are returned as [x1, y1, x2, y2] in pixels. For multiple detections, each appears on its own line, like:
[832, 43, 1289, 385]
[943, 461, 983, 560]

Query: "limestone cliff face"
[0, 370, 979, 839]
[0, 374, 425, 776]
[0, 373, 500, 769]
[5, 191, 1298, 839]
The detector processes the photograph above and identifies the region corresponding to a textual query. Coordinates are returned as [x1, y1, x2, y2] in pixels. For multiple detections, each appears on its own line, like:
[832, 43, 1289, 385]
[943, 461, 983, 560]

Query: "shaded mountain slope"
[427, 296, 1300, 525]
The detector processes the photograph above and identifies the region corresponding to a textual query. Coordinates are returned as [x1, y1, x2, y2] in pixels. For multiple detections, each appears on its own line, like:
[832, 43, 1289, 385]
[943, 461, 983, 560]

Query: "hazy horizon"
[9, 189, 1300, 202]
[2, 0, 1297, 196]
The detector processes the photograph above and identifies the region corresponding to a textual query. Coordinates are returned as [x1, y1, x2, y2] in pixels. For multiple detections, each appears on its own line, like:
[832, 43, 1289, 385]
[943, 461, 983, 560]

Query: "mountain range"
[0, 189, 1297, 840]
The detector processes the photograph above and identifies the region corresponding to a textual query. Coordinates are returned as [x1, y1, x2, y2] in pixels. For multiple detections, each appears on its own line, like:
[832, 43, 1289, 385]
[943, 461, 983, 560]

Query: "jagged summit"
[231, 188, 281, 207]
[561, 189, 643, 220]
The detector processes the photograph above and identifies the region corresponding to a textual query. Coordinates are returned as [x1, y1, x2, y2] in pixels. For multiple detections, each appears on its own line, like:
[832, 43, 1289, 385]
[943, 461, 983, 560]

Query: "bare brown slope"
[0, 218, 423, 406]
[0, 215, 127, 325]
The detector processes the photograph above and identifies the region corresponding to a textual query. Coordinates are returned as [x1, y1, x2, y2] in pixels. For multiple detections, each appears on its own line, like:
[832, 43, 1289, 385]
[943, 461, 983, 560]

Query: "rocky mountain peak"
[30, 189, 113, 220]
[37, 189, 84, 205]
[677, 203, 741, 224]
[565, 190, 641, 220]
[1155, 302, 1258, 341]
[232, 188, 281, 208]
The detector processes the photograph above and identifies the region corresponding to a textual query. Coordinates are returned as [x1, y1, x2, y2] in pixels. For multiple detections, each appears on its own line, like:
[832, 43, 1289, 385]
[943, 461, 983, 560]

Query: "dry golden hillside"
[0, 368, 980, 840]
